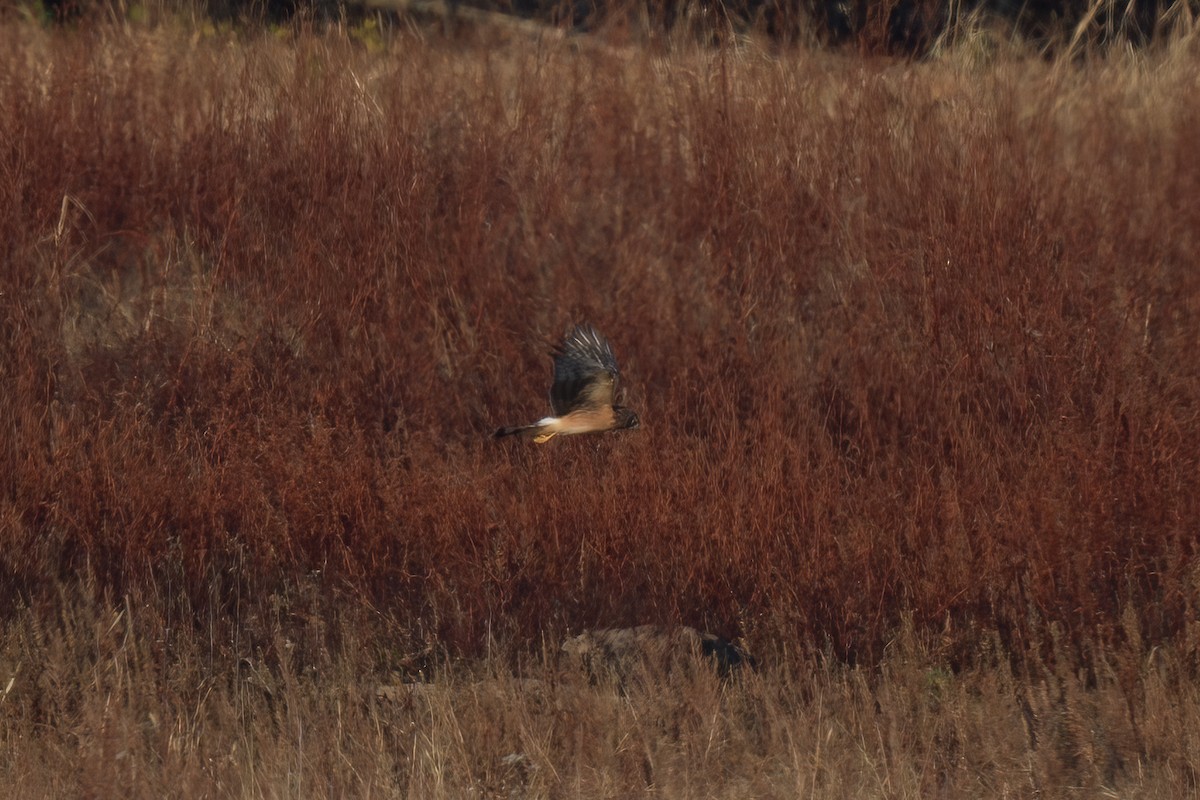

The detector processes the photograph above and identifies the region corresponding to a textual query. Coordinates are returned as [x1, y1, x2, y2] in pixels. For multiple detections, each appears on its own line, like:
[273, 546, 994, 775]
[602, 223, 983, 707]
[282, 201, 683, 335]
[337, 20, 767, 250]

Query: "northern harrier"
[494, 324, 640, 444]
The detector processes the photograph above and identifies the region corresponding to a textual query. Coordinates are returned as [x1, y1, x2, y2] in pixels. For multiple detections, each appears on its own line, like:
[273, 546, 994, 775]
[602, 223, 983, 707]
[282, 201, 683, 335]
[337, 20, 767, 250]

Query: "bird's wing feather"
[549, 325, 619, 416]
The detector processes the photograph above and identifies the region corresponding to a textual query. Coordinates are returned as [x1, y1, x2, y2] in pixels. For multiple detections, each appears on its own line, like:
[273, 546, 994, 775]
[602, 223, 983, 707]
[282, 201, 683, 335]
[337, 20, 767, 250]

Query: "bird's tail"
[494, 424, 530, 438]
[494, 420, 556, 442]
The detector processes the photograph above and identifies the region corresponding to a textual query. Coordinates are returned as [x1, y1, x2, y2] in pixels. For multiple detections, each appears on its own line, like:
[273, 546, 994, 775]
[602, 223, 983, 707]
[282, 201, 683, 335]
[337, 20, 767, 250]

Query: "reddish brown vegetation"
[3, 18, 1200, 798]
[1, 23, 1198, 675]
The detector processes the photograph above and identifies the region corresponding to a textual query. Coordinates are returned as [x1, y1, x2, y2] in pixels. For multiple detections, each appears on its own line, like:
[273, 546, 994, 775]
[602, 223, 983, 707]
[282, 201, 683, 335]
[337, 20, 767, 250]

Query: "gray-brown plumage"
[495, 324, 640, 443]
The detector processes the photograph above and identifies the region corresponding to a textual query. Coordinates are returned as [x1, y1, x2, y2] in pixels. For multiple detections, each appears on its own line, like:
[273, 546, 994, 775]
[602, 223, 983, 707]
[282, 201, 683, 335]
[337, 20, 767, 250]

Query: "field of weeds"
[2, 13, 1200, 796]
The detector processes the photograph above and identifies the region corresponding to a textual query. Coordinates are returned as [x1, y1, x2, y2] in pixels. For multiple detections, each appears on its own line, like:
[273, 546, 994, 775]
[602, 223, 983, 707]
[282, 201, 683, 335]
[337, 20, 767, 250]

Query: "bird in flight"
[495, 324, 640, 444]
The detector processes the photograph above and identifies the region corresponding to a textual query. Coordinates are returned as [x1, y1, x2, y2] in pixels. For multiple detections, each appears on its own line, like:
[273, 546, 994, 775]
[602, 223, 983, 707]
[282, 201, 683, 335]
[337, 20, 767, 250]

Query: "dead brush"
[0, 9, 1198, 688]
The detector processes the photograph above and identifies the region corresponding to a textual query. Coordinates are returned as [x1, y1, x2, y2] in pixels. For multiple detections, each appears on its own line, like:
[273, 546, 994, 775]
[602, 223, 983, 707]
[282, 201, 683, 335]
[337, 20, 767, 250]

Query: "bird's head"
[614, 406, 640, 431]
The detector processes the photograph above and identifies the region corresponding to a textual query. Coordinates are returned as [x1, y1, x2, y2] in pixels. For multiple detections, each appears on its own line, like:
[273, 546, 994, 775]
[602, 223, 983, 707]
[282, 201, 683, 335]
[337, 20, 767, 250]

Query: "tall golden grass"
[6, 584, 1200, 797]
[1, 16, 1199, 795]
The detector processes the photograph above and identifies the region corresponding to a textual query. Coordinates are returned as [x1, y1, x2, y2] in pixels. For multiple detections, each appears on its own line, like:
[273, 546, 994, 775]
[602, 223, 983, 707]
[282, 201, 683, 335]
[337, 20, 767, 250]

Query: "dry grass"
[1, 16, 1200, 796]
[3, 585, 1200, 797]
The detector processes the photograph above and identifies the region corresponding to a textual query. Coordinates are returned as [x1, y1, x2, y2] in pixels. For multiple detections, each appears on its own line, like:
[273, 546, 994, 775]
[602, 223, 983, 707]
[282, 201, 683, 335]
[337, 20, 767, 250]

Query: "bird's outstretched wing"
[549, 324, 619, 416]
